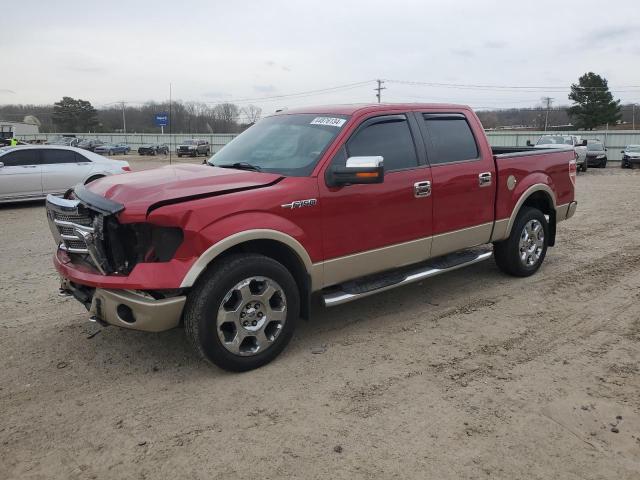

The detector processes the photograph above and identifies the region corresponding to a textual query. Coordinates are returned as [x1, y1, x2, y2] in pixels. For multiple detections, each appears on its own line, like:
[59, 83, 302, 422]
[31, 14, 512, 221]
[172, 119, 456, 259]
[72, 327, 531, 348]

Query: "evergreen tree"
[53, 97, 98, 132]
[568, 73, 621, 130]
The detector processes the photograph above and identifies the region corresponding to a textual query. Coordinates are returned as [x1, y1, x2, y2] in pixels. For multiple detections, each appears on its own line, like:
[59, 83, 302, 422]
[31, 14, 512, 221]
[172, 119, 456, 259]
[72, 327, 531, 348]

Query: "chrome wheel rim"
[519, 219, 544, 267]
[216, 277, 287, 356]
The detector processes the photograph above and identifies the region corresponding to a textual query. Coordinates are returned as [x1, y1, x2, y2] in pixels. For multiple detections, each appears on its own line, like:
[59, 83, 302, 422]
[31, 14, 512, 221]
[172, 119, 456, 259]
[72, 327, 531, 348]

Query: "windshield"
[626, 145, 640, 152]
[536, 135, 572, 146]
[182, 140, 197, 145]
[587, 143, 603, 151]
[207, 114, 348, 176]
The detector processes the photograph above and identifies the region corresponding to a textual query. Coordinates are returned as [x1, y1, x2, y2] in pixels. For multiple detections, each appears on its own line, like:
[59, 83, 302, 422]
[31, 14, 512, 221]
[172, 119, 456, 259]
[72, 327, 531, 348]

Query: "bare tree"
[241, 104, 262, 125]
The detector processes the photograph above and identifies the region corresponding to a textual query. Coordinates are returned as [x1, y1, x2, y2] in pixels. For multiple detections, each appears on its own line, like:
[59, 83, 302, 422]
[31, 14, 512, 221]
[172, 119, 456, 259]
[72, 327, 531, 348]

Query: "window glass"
[346, 117, 418, 171]
[587, 142, 603, 151]
[41, 149, 77, 164]
[1, 149, 39, 167]
[423, 116, 479, 164]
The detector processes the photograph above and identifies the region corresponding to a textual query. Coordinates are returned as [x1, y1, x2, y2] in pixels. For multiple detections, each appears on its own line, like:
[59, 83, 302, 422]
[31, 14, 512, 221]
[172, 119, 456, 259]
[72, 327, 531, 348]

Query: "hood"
[84, 164, 283, 221]
[624, 151, 640, 157]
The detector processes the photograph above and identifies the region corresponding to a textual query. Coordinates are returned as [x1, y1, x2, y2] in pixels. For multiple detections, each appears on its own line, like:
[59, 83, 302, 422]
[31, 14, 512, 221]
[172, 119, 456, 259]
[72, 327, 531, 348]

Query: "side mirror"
[526, 140, 533, 147]
[327, 156, 384, 187]
[605, 148, 608, 151]
[621, 150, 625, 154]
[0, 162, 4, 168]
[580, 140, 588, 146]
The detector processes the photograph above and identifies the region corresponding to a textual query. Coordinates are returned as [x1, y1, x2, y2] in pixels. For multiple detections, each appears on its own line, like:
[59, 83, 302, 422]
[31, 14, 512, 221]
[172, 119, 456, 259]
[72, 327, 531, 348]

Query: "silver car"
[0, 145, 131, 203]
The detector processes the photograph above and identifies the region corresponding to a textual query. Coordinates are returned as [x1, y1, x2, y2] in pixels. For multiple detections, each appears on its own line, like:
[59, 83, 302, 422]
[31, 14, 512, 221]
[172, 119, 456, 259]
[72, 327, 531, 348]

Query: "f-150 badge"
[281, 198, 318, 209]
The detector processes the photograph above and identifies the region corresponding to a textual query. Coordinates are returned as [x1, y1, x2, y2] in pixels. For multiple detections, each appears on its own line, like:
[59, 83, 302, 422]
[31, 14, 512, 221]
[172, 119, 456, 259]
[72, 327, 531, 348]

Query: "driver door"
[319, 114, 433, 287]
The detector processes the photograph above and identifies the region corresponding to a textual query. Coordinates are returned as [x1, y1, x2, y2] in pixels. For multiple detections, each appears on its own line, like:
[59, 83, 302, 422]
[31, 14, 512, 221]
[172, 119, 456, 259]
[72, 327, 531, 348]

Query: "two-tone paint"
[52, 104, 576, 330]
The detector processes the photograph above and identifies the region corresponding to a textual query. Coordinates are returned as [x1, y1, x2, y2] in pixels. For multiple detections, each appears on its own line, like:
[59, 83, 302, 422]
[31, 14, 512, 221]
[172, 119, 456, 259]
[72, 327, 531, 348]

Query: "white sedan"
[0, 145, 131, 203]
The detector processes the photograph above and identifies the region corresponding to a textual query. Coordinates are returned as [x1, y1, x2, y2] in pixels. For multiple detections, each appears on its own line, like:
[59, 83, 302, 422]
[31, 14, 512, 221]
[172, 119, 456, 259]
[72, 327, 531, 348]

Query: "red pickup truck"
[46, 104, 577, 371]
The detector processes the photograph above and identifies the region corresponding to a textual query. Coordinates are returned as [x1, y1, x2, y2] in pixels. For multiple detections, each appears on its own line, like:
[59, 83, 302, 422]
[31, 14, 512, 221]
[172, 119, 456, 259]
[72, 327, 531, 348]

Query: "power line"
[383, 79, 640, 92]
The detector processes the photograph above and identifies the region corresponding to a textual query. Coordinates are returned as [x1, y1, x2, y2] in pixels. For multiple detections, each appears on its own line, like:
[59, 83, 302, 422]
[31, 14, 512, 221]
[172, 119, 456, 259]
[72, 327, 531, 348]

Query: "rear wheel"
[184, 254, 299, 371]
[493, 207, 548, 277]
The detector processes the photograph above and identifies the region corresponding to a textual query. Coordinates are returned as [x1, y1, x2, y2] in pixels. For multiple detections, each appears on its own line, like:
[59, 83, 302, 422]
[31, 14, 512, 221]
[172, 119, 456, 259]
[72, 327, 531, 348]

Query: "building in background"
[0, 120, 40, 139]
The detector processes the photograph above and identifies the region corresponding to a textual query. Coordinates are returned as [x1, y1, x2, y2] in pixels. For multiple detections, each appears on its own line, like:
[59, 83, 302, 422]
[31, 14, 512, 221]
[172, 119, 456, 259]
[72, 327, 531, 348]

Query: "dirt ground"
[1, 158, 639, 480]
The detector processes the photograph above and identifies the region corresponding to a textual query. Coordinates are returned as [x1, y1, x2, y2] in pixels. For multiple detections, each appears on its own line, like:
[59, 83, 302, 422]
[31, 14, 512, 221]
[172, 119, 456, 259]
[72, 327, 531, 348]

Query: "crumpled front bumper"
[60, 277, 186, 332]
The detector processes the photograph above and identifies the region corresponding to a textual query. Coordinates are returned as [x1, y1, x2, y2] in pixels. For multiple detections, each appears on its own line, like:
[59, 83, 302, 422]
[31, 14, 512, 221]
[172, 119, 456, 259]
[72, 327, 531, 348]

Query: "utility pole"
[633, 103, 636, 130]
[542, 96, 553, 131]
[374, 79, 386, 103]
[121, 101, 127, 134]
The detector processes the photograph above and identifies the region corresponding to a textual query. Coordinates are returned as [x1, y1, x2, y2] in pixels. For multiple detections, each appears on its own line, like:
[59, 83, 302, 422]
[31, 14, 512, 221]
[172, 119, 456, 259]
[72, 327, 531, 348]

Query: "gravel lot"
[1, 159, 639, 479]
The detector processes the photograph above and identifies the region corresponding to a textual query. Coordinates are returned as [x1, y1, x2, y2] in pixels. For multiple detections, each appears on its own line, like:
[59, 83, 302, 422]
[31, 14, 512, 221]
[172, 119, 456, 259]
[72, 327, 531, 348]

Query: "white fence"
[18, 133, 239, 153]
[18, 130, 640, 161]
[486, 130, 640, 161]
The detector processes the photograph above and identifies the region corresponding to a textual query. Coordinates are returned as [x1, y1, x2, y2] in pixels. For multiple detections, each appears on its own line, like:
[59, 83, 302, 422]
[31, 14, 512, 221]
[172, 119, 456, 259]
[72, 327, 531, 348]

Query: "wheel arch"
[180, 230, 319, 319]
[503, 184, 557, 246]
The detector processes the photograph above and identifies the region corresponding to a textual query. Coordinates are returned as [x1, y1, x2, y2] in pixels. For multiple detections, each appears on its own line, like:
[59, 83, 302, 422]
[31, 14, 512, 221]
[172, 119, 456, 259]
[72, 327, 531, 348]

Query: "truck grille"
[46, 196, 96, 254]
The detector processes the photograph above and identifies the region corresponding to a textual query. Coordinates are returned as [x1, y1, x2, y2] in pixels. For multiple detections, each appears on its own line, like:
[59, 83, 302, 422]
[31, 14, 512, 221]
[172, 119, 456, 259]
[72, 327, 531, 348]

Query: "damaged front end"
[46, 185, 187, 332]
[46, 185, 183, 276]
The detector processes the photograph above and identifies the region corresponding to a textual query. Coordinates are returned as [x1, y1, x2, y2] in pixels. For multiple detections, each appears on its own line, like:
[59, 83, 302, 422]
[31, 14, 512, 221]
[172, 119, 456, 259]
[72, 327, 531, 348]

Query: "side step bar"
[322, 248, 493, 307]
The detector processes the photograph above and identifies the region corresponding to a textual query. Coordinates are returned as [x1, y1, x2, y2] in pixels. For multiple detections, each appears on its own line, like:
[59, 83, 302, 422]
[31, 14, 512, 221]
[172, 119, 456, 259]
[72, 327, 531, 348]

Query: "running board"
[322, 248, 493, 307]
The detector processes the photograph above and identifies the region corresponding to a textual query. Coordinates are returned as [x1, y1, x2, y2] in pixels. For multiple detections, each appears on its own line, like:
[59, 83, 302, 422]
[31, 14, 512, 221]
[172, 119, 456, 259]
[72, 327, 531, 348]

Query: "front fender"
[179, 212, 318, 288]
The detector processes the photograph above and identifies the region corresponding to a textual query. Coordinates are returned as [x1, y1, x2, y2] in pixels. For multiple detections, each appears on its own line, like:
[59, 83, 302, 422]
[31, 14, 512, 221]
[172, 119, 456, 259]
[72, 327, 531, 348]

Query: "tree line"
[0, 72, 630, 133]
[0, 99, 262, 134]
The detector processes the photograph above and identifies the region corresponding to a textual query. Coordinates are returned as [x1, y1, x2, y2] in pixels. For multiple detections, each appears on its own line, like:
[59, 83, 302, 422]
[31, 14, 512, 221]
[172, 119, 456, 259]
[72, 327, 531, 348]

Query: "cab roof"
[277, 103, 472, 116]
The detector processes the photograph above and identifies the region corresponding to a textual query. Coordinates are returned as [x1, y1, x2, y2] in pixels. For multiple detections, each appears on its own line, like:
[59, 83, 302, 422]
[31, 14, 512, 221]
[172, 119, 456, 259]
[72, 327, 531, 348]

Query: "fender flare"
[495, 184, 557, 241]
[180, 229, 318, 288]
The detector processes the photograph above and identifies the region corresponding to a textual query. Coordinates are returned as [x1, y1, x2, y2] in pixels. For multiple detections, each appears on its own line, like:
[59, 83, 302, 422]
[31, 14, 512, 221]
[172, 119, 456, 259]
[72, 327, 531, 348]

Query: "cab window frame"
[417, 112, 481, 167]
[337, 113, 423, 174]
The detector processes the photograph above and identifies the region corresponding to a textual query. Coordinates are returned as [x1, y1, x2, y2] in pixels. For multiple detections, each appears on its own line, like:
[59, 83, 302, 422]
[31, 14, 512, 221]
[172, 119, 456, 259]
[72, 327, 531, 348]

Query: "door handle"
[414, 180, 431, 198]
[478, 172, 492, 187]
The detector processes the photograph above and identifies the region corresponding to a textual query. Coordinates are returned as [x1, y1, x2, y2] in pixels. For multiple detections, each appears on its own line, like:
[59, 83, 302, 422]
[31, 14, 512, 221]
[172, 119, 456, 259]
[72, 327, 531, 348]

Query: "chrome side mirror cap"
[327, 156, 384, 187]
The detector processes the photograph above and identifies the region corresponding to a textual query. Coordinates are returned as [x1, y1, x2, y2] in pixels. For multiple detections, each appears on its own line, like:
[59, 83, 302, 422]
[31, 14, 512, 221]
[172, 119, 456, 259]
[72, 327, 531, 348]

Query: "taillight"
[569, 159, 577, 185]
[122, 166, 131, 172]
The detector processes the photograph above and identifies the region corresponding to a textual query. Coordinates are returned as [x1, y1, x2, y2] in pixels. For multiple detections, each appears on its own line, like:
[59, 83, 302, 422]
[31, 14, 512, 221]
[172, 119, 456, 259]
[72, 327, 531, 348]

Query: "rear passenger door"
[41, 149, 93, 194]
[0, 149, 42, 200]
[416, 112, 496, 257]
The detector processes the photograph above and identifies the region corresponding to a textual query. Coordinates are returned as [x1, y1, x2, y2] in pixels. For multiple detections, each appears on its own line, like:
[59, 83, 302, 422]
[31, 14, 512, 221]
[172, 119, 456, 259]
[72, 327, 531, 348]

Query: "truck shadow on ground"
[46, 261, 505, 379]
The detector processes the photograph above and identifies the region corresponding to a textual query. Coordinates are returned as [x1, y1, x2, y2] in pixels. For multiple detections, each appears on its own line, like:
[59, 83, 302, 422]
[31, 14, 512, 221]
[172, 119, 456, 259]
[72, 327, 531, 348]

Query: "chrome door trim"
[478, 172, 492, 187]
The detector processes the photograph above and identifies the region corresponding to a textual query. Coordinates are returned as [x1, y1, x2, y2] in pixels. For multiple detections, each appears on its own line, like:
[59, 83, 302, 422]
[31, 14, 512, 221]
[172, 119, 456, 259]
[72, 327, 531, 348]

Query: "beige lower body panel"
[430, 222, 493, 258]
[90, 289, 186, 332]
[321, 237, 432, 288]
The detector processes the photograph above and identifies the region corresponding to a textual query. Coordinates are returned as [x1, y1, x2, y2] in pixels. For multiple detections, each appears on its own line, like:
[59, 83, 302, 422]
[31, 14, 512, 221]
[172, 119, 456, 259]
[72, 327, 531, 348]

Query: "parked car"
[47, 103, 576, 371]
[177, 139, 210, 157]
[138, 144, 169, 156]
[77, 139, 105, 152]
[621, 145, 640, 168]
[530, 135, 588, 171]
[48, 137, 81, 148]
[94, 143, 131, 155]
[0, 145, 130, 203]
[585, 140, 607, 168]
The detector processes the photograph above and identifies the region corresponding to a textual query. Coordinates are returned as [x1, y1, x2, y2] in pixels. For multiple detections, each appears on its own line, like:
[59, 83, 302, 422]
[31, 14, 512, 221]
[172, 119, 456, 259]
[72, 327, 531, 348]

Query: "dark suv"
[585, 141, 607, 168]
[177, 139, 210, 157]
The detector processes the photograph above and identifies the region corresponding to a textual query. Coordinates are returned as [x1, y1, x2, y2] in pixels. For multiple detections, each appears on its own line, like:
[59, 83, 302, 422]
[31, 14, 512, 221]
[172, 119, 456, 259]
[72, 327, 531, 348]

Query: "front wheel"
[184, 254, 300, 371]
[493, 207, 548, 277]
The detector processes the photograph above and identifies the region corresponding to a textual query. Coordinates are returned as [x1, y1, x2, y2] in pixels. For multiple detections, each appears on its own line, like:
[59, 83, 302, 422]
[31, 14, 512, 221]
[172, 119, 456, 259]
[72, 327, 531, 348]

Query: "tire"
[184, 254, 300, 372]
[493, 207, 549, 277]
[177, 154, 182, 158]
[601, 158, 607, 168]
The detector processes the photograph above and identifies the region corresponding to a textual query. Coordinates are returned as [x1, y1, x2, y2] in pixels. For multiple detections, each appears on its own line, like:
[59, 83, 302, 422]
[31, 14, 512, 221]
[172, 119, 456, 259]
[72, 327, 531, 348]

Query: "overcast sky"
[2, 0, 640, 115]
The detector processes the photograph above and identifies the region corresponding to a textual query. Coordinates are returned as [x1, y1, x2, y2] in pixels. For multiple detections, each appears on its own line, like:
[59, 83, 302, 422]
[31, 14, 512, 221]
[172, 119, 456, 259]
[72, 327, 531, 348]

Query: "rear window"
[422, 114, 479, 164]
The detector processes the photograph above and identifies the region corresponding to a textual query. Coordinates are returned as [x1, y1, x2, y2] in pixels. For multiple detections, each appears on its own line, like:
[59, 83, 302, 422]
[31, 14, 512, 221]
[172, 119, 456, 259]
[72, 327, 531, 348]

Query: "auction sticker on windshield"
[310, 117, 346, 127]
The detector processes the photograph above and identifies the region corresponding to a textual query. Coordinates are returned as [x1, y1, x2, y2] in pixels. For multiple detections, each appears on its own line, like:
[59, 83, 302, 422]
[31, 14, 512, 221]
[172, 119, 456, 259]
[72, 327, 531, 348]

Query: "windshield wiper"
[215, 162, 262, 172]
